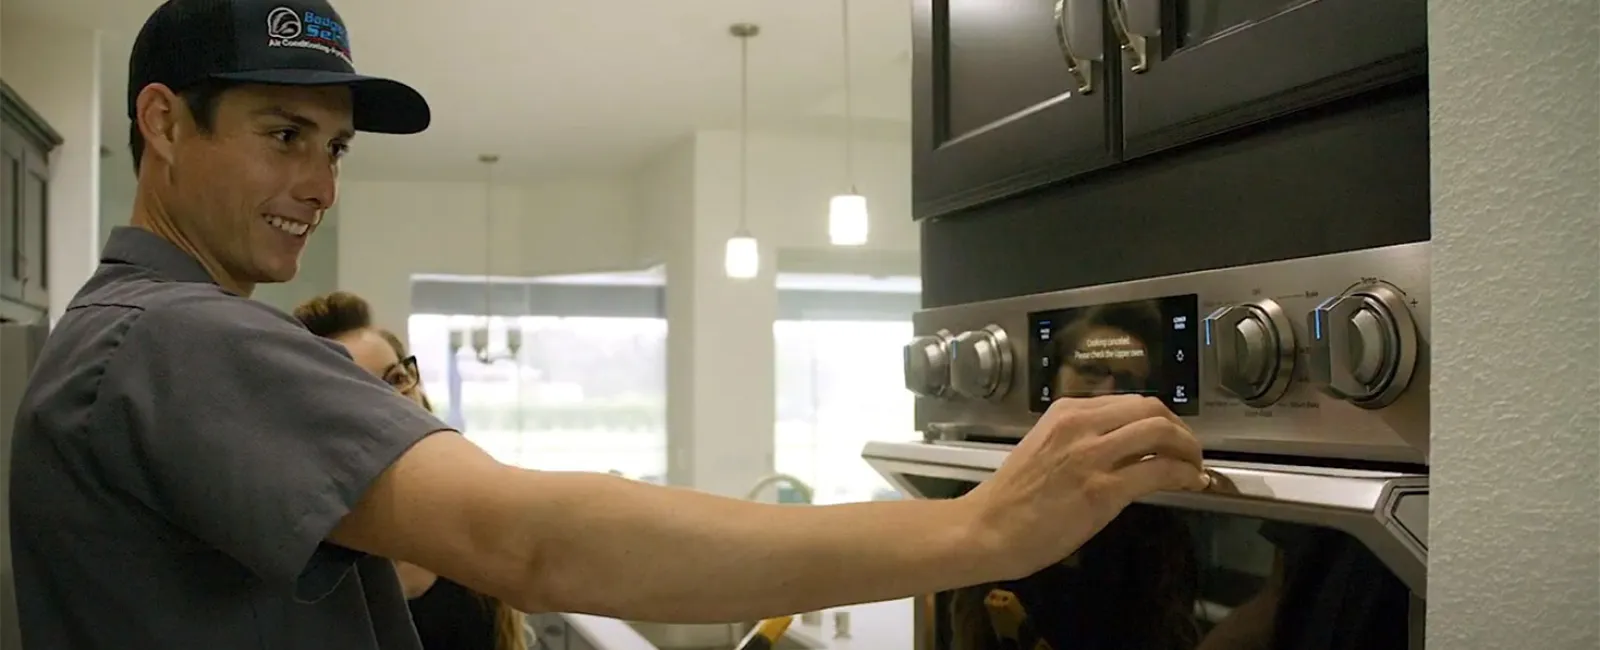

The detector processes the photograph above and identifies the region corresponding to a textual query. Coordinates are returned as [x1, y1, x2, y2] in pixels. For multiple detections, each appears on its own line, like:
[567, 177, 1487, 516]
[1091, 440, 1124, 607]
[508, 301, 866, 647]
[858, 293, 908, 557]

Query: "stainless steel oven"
[871, 241, 1430, 649]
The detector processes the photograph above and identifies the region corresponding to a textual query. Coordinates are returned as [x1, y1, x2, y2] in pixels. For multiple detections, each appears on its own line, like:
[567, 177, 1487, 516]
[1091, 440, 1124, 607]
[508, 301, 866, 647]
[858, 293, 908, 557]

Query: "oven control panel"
[904, 242, 1430, 465]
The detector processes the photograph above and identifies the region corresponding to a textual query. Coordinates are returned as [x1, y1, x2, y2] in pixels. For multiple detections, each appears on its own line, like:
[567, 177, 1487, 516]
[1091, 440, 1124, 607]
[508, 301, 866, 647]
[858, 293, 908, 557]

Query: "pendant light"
[472, 154, 503, 363]
[828, 0, 868, 246]
[724, 23, 761, 280]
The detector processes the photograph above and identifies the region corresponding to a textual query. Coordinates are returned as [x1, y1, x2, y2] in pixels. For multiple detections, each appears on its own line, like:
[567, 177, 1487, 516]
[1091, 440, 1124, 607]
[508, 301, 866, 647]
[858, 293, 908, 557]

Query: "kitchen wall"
[331, 130, 918, 497]
[1428, 1, 1599, 647]
[332, 130, 917, 341]
[1, 17, 102, 324]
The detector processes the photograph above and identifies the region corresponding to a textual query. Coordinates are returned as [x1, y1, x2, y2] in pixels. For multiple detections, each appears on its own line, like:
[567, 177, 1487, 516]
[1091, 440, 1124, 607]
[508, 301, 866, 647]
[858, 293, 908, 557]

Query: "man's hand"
[962, 395, 1209, 579]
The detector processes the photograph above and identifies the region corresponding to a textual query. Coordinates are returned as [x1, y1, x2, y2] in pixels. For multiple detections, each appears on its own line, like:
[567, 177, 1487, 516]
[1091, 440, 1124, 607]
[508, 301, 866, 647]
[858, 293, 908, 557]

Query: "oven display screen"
[1027, 294, 1200, 415]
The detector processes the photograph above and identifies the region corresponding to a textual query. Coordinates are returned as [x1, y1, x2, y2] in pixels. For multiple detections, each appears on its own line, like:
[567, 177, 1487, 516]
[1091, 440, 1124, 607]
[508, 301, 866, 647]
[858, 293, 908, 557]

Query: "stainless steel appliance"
[873, 242, 1429, 649]
[1, 317, 47, 650]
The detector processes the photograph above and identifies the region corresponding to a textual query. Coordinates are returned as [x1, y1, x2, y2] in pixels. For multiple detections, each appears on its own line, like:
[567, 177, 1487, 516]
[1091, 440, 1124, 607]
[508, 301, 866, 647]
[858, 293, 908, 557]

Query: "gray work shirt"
[8, 227, 447, 649]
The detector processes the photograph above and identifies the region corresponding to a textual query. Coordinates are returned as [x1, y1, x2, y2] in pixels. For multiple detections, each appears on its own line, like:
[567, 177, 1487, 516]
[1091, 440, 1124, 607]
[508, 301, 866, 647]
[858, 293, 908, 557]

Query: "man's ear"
[134, 83, 184, 167]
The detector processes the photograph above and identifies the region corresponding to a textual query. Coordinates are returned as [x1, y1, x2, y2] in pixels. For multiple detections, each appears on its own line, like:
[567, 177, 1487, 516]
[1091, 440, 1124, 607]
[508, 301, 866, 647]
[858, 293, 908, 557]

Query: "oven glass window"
[936, 503, 1415, 650]
[1174, 1, 1313, 49]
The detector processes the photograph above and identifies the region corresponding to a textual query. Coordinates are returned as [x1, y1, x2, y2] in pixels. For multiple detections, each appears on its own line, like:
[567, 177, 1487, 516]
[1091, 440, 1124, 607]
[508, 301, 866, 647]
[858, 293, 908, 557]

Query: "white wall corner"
[1427, 1, 1600, 647]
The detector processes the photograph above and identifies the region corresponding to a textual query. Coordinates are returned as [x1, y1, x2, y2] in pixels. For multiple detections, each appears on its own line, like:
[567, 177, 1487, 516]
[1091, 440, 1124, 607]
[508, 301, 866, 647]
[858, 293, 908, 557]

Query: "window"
[773, 276, 921, 505]
[410, 306, 668, 482]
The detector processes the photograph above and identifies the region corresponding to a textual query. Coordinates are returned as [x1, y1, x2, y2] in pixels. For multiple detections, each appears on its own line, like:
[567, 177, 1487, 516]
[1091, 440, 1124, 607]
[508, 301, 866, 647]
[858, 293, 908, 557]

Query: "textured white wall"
[1428, 1, 1599, 647]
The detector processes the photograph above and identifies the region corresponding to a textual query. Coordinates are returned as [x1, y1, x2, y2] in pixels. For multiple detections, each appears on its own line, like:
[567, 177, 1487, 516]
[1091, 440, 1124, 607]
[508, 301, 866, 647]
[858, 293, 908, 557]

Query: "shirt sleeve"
[91, 293, 452, 602]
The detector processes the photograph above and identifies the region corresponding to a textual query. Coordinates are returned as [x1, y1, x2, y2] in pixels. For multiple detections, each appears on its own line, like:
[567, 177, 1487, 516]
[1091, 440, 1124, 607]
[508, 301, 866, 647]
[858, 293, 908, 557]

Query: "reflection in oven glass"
[1175, 0, 1313, 49]
[941, 504, 1412, 650]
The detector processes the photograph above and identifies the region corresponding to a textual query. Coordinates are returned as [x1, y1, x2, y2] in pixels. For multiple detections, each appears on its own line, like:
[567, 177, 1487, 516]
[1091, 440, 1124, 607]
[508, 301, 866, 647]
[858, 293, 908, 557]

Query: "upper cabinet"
[1, 80, 63, 317]
[1114, 0, 1427, 156]
[912, 0, 1116, 220]
[912, 0, 1427, 220]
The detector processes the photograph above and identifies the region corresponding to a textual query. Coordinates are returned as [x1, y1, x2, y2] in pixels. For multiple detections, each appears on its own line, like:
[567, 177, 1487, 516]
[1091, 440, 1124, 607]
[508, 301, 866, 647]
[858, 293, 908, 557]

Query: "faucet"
[744, 474, 825, 628]
[744, 473, 815, 504]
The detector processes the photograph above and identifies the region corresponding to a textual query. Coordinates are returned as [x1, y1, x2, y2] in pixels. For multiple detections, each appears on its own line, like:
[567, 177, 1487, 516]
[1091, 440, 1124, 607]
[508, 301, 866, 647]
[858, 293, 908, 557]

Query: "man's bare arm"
[331, 396, 1207, 623]
[332, 432, 998, 622]
[509, 471, 996, 621]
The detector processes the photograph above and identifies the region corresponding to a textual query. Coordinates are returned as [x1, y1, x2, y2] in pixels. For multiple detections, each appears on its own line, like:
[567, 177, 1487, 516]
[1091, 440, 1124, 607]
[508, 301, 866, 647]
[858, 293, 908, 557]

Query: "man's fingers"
[1111, 456, 1210, 500]
[1091, 415, 1204, 471]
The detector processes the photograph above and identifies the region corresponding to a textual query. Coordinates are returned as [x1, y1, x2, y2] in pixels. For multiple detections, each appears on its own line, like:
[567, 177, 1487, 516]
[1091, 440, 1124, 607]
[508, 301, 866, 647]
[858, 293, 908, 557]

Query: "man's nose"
[292, 156, 339, 211]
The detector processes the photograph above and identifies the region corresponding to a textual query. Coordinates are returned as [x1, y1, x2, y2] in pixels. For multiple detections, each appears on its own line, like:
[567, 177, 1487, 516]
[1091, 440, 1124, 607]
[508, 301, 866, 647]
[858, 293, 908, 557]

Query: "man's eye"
[331, 142, 351, 159]
[272, 129, 300, 144]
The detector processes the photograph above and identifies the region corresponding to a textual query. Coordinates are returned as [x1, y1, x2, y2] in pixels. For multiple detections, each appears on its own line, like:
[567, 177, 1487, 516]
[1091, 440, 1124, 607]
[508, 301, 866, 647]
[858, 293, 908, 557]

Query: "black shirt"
[409, 578, 501, 650]
[9, 227, 449, 649]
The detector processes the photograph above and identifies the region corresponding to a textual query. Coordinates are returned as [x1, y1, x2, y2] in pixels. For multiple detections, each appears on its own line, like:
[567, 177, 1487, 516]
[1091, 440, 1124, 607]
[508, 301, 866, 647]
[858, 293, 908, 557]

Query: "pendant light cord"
[841, 0, 855, 191]
[482, 158, 493, 322]
[738, 32, 750, 233]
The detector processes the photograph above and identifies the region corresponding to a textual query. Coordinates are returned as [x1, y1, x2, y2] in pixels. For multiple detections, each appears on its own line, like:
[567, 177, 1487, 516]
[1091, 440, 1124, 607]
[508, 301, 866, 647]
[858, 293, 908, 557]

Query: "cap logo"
[266, 7, 302, 39]
[266, 5, 352, 66]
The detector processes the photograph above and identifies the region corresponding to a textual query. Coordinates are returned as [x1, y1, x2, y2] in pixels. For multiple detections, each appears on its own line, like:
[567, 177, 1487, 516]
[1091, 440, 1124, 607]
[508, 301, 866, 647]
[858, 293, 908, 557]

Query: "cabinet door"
[913, 0, 1115, 220]
[0, 126, 22, 305]
[18, 147, 48, 309]
[1114, 0, 1426, 156]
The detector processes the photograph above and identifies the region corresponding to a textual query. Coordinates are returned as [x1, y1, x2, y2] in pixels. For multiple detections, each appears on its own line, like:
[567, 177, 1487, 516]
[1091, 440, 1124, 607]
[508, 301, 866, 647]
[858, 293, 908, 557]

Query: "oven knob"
[1202, 299, 1296, 407]
[903, 330, 955, 397]
[948, 325, 1014, 400]
[1307, 283, 1419, 408]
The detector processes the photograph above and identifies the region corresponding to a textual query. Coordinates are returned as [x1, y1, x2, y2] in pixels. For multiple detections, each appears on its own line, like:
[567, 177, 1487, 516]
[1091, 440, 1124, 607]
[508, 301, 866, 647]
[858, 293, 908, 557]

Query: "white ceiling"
[10, 0, 913, 181]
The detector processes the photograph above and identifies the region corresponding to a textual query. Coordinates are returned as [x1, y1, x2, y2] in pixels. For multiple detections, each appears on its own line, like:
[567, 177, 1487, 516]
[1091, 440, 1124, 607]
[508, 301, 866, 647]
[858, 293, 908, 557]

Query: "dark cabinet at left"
[1, 80, 61, 318]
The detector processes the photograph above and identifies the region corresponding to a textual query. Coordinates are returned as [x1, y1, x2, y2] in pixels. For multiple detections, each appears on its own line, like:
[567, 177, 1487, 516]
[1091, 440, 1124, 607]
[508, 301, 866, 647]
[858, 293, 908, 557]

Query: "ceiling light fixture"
[828, 0, 868, 247]
[725, 22, 761, 279]
[471, 153, 517, 363]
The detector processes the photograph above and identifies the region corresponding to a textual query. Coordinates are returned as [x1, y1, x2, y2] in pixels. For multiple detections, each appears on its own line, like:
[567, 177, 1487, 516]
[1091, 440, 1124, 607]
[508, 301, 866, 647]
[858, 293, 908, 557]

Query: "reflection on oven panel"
[1029, 294, 1201, 416]
[941, 506, 1411, 650]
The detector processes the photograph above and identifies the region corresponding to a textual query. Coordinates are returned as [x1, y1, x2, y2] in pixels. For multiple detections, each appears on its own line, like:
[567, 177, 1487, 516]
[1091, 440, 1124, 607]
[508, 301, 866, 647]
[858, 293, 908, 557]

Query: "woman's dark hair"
[293, 290, 374, 339]
[291, 292, 435, 412]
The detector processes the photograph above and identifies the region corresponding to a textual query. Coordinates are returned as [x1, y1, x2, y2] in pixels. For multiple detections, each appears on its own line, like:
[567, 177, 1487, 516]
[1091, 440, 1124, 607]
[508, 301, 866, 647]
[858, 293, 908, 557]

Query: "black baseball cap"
[127, 0, 430, 134]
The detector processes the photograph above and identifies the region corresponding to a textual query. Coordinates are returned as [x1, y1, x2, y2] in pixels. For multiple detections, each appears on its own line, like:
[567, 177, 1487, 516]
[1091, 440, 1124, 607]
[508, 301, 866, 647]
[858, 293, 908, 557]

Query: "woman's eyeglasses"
[383, 355, 420, 393]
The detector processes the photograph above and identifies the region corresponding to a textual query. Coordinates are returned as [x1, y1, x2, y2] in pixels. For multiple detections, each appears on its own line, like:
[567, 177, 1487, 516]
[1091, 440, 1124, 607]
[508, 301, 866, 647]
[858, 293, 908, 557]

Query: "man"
[7, 0, 1209, 647]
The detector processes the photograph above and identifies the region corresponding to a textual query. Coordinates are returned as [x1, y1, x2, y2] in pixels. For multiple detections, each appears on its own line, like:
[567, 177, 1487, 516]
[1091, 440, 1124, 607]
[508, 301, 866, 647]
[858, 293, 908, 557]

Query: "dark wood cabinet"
[913, 0, 1116, 220]
[1, 80, 61, 318]
[1116, 0, 1428, 156]
[912, 0, 1426, 221]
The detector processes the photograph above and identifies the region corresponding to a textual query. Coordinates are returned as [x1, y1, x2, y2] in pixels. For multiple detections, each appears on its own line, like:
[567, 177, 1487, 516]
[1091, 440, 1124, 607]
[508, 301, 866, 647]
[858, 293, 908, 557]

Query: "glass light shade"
[828, 193, 869, 246]
[724, 234, 760, 279]
[505, 328, 523, 356]
[470, 325, 490, 355]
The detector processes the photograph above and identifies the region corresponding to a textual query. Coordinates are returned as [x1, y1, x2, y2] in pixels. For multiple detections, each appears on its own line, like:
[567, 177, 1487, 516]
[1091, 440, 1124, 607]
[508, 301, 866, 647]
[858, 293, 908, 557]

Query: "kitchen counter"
[784, 598, 915, 650]
[552, 597, 915, 650]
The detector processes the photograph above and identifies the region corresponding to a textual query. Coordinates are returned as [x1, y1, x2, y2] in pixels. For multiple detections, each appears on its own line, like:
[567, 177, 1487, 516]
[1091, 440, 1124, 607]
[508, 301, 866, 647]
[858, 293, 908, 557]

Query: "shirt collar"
[100, 226, 218, 285]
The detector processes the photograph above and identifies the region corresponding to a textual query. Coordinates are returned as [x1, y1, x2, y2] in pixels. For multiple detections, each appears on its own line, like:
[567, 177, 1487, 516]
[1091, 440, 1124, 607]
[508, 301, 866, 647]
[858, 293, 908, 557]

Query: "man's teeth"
[264, 215, 310, 236]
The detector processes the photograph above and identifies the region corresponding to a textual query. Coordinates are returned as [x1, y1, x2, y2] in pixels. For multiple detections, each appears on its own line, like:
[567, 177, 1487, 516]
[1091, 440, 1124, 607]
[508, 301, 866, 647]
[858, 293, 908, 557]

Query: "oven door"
[863, 441, 1427, 650]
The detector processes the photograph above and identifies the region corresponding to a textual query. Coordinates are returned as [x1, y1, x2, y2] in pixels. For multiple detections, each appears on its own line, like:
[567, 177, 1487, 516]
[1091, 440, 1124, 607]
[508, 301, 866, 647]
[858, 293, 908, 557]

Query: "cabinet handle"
[14, 195, 27, 287]
[1108, 0, 1157, 73]
[1053, 0, 1104, 94]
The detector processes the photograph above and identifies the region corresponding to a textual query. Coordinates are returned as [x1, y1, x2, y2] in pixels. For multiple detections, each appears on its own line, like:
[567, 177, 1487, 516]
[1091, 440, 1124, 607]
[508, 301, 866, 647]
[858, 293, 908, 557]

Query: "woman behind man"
[293, 291, 528, 650]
